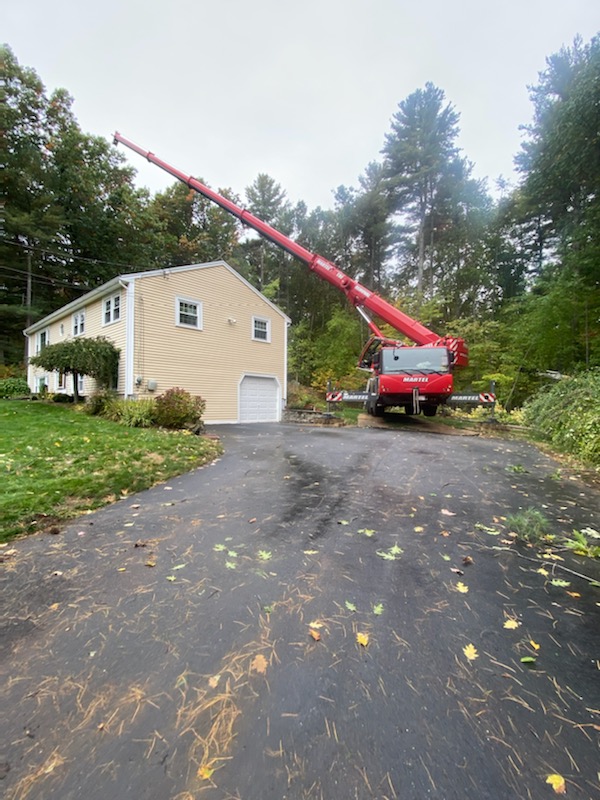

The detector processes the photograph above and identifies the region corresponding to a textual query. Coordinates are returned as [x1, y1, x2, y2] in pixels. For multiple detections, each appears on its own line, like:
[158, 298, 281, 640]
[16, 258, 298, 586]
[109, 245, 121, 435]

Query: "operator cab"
[380, 346, 449, 375]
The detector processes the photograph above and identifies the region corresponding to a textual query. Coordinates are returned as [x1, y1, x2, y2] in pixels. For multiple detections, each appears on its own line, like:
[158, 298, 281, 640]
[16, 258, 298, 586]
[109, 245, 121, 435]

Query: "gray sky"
[6, 1, 598, 209]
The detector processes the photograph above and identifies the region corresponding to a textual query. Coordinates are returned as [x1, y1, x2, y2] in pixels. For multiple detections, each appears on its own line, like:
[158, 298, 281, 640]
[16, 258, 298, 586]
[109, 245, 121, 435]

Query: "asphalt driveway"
[1, 423, 599, 799]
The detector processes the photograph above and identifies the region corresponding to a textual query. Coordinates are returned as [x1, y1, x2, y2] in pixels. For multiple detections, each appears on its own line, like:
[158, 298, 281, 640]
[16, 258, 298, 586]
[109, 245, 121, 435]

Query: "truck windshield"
[381, 347, 449, 374]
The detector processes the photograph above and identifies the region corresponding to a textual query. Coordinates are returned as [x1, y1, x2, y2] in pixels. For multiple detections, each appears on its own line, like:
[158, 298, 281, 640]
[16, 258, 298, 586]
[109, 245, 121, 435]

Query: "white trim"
[102, 292, 121, 326]
[252, 316, 271, 343]
[72, 309, 86, 336]
[125, 281, 135, 396]
[175, 296, 203, 330]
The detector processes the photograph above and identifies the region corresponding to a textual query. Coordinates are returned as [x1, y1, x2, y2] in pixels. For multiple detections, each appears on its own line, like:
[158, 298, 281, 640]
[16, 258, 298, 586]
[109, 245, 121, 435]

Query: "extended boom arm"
[113, 133, 467, 365]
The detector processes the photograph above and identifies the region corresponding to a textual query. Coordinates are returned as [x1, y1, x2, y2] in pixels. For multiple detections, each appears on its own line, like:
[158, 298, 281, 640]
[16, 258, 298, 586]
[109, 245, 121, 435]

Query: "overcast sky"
[5, 1, 598, 210]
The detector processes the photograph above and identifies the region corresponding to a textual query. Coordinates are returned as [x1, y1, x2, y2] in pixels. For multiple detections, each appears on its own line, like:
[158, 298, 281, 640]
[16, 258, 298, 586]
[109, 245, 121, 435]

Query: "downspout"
[124, 281, 135, 397]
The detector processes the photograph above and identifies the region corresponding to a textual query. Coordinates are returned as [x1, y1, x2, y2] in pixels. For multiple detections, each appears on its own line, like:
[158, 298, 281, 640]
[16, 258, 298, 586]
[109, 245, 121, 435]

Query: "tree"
[30, 337, 120, 402]
[382, 83, 461, 297]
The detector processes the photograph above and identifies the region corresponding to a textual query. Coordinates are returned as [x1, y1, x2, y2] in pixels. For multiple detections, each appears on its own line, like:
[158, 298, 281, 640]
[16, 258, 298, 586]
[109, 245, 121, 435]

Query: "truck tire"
[422, 405, 437, 417]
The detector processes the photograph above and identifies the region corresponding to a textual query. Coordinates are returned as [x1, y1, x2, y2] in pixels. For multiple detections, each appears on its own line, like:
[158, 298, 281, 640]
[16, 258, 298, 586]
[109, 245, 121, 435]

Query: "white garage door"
[239, 376, 279, 422]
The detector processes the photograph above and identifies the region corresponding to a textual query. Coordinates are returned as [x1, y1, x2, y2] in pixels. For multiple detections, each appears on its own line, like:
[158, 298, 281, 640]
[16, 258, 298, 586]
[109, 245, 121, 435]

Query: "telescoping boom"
[114, 133, 468, 416]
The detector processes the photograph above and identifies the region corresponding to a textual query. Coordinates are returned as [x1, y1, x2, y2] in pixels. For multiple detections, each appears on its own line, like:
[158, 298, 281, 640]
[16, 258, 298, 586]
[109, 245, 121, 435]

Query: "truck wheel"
[422, 405, 437, 417]
[374, 403, 385, 417]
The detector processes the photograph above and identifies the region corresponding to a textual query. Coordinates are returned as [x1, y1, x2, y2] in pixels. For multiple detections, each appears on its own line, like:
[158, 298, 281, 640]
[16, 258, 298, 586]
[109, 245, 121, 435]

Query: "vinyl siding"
[27, 290, 127, 396]
[131, 264, 287, 422]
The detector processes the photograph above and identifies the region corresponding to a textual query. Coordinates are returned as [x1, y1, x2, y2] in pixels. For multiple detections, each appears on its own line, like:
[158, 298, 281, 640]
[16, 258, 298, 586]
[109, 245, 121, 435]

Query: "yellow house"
[25, 261, 291, 423]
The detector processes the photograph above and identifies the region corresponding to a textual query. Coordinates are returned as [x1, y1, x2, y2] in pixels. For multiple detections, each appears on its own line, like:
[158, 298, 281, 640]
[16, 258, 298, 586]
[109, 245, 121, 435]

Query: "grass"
[0, 400, 223, 542]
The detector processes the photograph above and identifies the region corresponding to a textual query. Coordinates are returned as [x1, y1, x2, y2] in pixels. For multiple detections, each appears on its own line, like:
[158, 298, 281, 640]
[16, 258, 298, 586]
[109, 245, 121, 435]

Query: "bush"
[523, 370, 600, 466]
[52, 393, 74, 403]
[86, 389, 118, 417]
[112, 398, 157, 428]
[0, 377, 30, 398]
[154, 387, 205, 429]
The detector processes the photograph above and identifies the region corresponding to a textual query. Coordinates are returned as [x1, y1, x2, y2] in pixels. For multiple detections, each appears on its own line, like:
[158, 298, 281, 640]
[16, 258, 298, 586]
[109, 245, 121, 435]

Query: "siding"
[132, 264, 287, 422]
[27, 290, 127, 396]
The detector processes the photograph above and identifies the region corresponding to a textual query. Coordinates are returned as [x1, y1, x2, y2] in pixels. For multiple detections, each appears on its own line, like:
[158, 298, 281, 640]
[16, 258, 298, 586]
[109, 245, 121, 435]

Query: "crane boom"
[113, 132, 467, 365]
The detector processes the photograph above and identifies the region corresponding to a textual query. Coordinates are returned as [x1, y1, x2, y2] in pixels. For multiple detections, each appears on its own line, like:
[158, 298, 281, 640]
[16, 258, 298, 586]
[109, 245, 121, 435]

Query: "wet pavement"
[1, 422, 599, 799]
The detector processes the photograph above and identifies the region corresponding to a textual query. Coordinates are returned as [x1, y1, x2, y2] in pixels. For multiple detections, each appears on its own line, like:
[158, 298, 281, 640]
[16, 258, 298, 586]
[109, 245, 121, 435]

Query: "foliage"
[86, 388, 118, 417]
[103, 398, 157, 428]
[562, 529, 600, 559]
[505, 508, 551, 544]
[0, 400, 222, 541]
[30, 336, 120, 400]
[0, 377, 30, 398]
[154, 387, 206, 429]
[522, 371, 600, 466]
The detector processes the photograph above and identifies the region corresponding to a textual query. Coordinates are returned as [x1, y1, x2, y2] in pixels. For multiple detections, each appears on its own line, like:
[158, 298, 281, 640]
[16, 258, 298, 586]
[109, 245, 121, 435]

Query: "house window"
[57, 372, 66, 391]
[176, 297, 203, 329]
[252, 316, 271, 342]
[77, 374, 85, 395]
[36, 329, 49, 354]
[73, 310, 85, 336]
[37, 376, 48, 393]
[103, 293, 121, 325]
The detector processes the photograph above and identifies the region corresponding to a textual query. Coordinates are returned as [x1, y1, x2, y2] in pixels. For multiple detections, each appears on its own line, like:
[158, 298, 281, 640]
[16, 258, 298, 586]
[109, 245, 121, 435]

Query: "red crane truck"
[113, 133, 468, 417]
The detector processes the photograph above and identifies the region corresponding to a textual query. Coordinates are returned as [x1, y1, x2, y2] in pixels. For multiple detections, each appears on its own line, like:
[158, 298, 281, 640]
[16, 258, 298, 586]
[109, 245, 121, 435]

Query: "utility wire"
[0, 264, 93, 291]
[2, 239, 146, 271]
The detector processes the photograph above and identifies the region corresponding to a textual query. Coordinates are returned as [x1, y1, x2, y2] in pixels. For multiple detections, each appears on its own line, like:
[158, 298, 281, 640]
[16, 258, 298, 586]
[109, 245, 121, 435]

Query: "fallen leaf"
[248, 517, 257, 523]
[566, 591, 581, 598]
[373, 603, 384, 616]
[345, 600, 357, 612]
[414, 526, 424, 533]
[455, 582, 469, 593]
[197, 765, 214, 780]
[441, 554, 451, 561]
[462, 556, 474, 565]
[542, 551, 564, 561]
[308, 620, 324, 629]
[309, 628, 321, 641]
[529, 640, 540, 650]
[208, 675, 221, 688]
[503, 619, 521, 629]
[440, 530, 450, 537]
[173, 564, 186, 570]
[257, 550, 272, 561]
[463, 643, 478, 661]
[213, 544, 226, 552]
[166, 575, 176, 581]
[250, 654, 268, 675]
[117, 567, 126, 572]
[145, 560, 156, 568]
[450, 568, 464, 576]
[356, 632, 369, 647]
[303, 549, 318, 555]
[550, 578, 570, 587]
[225, 561, 236, 570]
[441, 509, 456, 516]
[358, 528, 376, 537]
[536, 567, 550, 577]
[389, 543, 403, 555]
[227, 550, 238, 558]
[377, 550, 397, 560]
[520, 656, 536, 664]
[338, 520, 350, 526]
[545, 774, 566, 794]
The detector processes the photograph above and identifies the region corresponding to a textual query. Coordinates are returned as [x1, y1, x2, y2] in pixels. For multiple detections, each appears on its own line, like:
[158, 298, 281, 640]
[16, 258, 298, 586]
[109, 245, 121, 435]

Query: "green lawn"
[0, 401, 223, 541]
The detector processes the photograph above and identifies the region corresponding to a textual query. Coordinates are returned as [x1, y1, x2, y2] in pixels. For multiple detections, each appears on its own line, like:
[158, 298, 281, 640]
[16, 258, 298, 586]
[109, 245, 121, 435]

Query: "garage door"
[239, 376, 280, 422]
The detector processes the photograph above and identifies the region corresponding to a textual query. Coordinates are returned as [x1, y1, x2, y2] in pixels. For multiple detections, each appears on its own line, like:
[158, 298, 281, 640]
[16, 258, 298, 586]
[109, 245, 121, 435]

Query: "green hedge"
[523, 370, 600, 466]
[0, 377, 30, 398]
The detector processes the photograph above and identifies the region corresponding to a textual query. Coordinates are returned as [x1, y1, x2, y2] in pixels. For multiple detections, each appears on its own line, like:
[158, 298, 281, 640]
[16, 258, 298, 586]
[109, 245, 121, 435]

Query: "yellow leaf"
[463, 643, 478, 661]
[530, 639, 540, 651]
[309, 628, 321, 641]
[117, 567, 126, 572]
[456, 582, 469, 593]
[536, 567, 549, 577]
[197, 765, 214, 780]
[208, 675, 220, 688]
[566, 591, 581, 598]
[542, 551, 564, 561]
[356, 632, 369, 647]
[503, 619, 521, 629]
[308, 620, 324, 629]
[250, 654, 268, 675]
[545, 773, 566, 794]
[414, 526, 424, 533]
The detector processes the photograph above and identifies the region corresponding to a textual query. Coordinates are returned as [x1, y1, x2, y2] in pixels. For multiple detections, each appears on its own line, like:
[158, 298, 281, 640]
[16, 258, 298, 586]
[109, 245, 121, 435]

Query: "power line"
[2, 239, 146, 271]
[0, 264, 93, 291]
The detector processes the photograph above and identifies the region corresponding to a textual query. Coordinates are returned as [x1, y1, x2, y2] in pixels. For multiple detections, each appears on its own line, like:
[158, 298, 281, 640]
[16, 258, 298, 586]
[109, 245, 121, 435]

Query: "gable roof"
[24, 261, 290, 335]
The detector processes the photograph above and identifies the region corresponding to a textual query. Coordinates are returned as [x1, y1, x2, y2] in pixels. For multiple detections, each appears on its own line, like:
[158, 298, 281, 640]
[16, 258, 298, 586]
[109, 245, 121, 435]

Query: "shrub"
[114, 398, 157, 428]
[86, 389, 118, 417]
[154, 387, 205, 429]
[506, 508, 551, 544]
[52, 393, 74, 403]
[523, 370, 600, 466]
[0, 377, 30, 398]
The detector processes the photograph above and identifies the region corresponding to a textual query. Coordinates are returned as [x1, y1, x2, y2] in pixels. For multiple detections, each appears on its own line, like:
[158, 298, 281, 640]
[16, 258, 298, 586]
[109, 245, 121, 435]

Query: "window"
[73, 310, 85, 336]
[36, 329, 49, 354]
[176, 297, 203, 329]
[77, 373, 85, 395]
[252, 316, 271, 342]
[57, 372, 66, 391]
[103, 293, 121, 325]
